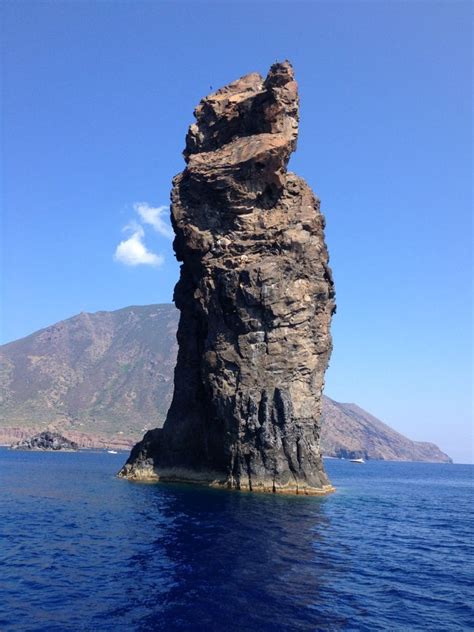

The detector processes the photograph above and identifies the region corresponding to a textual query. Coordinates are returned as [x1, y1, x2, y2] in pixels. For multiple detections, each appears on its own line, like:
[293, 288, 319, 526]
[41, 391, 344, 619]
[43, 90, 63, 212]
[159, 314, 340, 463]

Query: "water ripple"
[0, 451, 472, 631]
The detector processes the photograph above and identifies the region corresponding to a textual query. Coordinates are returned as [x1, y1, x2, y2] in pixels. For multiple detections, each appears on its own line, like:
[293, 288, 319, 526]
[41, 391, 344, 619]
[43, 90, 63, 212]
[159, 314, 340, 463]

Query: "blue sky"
[1, 1, 472, 462]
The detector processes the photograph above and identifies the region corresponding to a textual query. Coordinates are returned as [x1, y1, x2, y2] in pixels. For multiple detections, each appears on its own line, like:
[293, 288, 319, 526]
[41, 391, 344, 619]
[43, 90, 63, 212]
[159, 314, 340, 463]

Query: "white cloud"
[134, 202, 173, 240]
[114, 225, 164, 267]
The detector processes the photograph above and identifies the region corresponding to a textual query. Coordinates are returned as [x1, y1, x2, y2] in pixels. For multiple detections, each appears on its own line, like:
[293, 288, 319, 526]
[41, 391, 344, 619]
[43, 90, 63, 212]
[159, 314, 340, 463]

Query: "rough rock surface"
[122, 61, 336, 493]
[10, 431, 78, 451]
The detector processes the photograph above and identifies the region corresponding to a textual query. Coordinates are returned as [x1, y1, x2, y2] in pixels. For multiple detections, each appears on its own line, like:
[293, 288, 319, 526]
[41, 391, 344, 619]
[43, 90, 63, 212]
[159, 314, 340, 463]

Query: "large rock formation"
[119, 62, 336, 494]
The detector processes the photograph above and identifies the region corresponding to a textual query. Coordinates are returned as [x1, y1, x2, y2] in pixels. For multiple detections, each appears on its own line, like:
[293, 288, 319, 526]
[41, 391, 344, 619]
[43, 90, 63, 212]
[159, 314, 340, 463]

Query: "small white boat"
[107, 450, 118, 454]
[350, 457, 365, 463]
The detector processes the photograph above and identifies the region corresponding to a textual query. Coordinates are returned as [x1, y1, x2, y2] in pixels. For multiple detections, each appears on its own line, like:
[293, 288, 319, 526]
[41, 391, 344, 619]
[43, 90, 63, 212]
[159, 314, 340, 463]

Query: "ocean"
[0, 449, 472, 631]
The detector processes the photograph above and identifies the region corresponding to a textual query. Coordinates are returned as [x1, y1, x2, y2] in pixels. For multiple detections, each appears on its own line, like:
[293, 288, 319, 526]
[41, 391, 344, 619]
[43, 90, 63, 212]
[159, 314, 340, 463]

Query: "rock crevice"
[119, 61, 336, 494]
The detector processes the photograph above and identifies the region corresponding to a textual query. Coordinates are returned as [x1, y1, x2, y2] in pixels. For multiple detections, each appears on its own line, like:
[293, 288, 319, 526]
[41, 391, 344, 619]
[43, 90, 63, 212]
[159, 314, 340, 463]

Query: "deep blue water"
[0, 450, 473, 631]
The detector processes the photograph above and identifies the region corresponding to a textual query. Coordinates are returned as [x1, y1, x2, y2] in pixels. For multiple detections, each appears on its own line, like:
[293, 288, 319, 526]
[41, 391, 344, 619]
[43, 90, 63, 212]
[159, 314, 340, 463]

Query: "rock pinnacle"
[119, 62, 336, 494]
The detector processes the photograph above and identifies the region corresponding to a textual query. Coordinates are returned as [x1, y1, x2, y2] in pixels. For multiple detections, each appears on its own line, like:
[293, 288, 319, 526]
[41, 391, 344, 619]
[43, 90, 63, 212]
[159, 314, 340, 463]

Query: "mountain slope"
[0, 305, 177, 440]
[0, 305, 451, 462]
[321, 397, 450, 462]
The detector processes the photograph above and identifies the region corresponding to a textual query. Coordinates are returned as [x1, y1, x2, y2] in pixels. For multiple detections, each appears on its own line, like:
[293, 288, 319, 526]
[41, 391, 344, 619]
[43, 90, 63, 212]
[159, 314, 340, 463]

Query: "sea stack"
[119, 61, 336, 494]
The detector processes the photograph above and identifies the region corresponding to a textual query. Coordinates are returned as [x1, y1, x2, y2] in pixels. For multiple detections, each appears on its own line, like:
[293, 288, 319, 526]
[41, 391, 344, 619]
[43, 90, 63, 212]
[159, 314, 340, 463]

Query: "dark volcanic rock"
[11, 431, 78, 451]
[121, 61, 336, 493]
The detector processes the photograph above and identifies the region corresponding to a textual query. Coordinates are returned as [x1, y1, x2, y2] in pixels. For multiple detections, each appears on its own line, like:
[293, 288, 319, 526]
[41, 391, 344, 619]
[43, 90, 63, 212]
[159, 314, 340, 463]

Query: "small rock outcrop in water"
[10, 431, 78, 451]
[119, 61, 336, 494]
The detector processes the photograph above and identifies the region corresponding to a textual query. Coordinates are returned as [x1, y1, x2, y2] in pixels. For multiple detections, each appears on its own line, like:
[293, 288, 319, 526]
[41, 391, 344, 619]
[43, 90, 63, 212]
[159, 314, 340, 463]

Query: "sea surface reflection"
[1, 450, 472, 631]
[113, 484, 337, 631]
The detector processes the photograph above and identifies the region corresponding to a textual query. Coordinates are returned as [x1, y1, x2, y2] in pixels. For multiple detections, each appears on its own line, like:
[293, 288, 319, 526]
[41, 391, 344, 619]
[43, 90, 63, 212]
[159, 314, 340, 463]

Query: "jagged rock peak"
[184, 60, 298, 160]
[120, 62, 336, 495]
[181, 62, 300, 217]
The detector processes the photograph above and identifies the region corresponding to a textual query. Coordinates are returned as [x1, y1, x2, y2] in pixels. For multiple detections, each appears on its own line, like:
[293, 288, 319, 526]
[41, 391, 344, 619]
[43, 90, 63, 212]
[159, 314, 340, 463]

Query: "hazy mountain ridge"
[0, 305, 451, 462]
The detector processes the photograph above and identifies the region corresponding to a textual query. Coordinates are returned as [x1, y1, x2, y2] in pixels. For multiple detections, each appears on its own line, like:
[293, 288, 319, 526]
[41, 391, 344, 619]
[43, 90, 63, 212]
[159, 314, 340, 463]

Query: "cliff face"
[120, 62, 336, 494]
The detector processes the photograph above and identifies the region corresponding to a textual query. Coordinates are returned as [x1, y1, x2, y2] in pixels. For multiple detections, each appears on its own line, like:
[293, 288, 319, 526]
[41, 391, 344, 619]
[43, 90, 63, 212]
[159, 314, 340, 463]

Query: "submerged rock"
[119, 61, 336, 494]
[10, 431, 78, 451]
